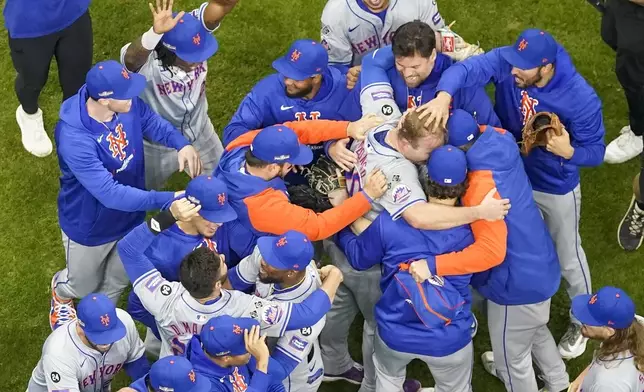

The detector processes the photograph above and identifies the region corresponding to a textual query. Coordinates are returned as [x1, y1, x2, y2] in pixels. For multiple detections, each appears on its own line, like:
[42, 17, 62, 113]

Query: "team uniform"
[436, 37, 605, 331]
[580, 353, 644, 392]
[228, 247, 326, 392]
[359, 45, 501, 127]
[117, 221, 333, 358]
[335, 211, 475, 392]
[53, 81, 189, 304]
[27, 309, 146, 392]
[120, 3, 225, 191]
[321, 0, 445, 68]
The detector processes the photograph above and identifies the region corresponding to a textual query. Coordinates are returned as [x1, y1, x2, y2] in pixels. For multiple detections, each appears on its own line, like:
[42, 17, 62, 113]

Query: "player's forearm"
[248, 367, 270, 392]
[350, 216, 373, 235]
[280, 120, 350, 145]
[123, 29, 161, 72]
[335, 227, 381, 271]
[118, 214, 174, 282]
[286, 290, 332, 330]
[404, 202, 482, 230]
[269, 350, 299, 379]
[123, 356, 151, 381]
[437, 50, 502, 97]
[568, 141, 605, 167]
[226, 266, 254, 291]
[139, 104, 190, 150]
[203, 0, 239, 30]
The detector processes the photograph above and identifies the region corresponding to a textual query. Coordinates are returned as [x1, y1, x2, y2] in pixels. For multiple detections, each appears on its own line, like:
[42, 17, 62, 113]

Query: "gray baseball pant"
[533, 184, 592, 325]
[319, 240, 381, 392]
[53, 231, 129, 303]
[144, 119, 224, 191]
[488, 299, 569, 392]
[373, 332, 473, 392]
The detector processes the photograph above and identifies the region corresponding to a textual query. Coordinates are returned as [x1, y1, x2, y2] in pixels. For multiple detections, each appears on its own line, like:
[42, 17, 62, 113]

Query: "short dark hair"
[179, 247, 223, 299]
[392, 20, 437, 58]
[245, 149, 287, 170]
[425, 178, 469, 201]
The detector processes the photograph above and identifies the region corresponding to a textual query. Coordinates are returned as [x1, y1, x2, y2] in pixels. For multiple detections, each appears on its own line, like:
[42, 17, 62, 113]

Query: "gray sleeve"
[321, 3, 353, 65]
[42, 354, 81, 392]
[360, 83, 402, 121]
[233, 246, 262, 285]
[377, 159, 426, 220]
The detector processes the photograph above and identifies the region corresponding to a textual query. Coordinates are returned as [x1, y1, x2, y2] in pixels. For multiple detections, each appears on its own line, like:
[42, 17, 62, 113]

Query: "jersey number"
[295, 111, 321, 121]
[171, 337, 186, 355]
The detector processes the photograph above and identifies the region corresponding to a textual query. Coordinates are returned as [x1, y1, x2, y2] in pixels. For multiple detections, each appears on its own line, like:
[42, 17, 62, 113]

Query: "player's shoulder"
[322, 0, 350, 24]
[42, 322, 79, 356]
[116, 308, 136, 329]
[252, 73, 285, 96]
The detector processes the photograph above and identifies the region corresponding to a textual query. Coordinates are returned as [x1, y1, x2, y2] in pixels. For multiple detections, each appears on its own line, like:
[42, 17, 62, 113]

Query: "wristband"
[141, 27, 164, 51]
[147, 210, 177, 235]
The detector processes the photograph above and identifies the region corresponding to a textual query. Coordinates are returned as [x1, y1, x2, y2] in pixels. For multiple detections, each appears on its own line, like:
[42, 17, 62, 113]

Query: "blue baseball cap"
[76, 293, 127, 345]
[446, 109, 480, 147]
[150, 356, 211, 392]
[500, 29, 557, 70]
[250, 125, 313, 165]
[161, 13, 218, 63]
[257, 230, 313, 271]
[185, 175, 237, 224]
[572, 286, 636, 330]
[86, 60, 146, 100]
[427, 145, 467, 187]
[201, 315, 259, 357]
[272, 39, 328, 81]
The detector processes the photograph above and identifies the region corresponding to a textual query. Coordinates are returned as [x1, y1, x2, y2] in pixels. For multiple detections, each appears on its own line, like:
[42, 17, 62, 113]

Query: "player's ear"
[429, 48, 437, 62]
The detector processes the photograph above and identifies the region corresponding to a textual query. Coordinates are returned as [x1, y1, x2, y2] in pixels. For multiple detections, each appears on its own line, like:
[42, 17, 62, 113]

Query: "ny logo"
[276, 237, 287, 247]
[229, 368, 248, 392]
[518, 39, 528, 51]
[589, 294, 598, 305]
[232, 324, 242, 335]
[519, 90, 540, 125]
[121, 68, 130, 79]
[100, 314, 110, 326]
[188, 370, 196, 383]
[106, 124, 129, 161]
[218, 193, 226, 206]
[290, 50, 301, 62]
[193, 33, 201, 46]
[294, 111, 320, 121]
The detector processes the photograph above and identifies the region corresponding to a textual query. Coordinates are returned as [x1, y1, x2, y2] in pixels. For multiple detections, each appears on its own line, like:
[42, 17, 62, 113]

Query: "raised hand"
[347, 113, 384, 141]
[149, 0, 185, 34]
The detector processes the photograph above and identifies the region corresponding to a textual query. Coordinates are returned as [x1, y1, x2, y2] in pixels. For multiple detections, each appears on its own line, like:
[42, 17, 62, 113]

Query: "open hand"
[244, 325, 269, 362]
[328, 138, 357, 171]
[363, 168, 388, 200]
[477, 188, 511, 221]
[149, 0, 185, 34]
[415, 91, 452, 129]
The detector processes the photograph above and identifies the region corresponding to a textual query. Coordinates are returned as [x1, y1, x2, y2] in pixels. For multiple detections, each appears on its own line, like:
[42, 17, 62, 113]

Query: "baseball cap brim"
[499, 46, 537, 70]
[257, 236, 290, 270]
[83, 317, 127, 345]
[571, 295, 604, 327]
[175, 33, 219, 63]
[272, 57, 313, 81]
[114, 72, 147, 100]
[200, 203, 238, 224]
[286, 145, 314, 165]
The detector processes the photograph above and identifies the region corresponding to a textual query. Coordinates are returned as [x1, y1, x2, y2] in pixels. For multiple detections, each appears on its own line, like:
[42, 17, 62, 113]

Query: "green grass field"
[0, 0, 641, 390]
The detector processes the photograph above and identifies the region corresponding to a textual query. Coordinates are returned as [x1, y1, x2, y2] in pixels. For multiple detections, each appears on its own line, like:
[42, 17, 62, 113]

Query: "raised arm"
[201, 0, 240, 30]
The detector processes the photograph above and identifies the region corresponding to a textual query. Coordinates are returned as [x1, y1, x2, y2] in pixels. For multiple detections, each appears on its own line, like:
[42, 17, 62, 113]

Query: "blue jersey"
[359, 45, 501, 127]
[335, 212, 474, 357]
[3, 0, 90, 38]
[436, 46, 606, 195]
[55, 85, 189, 246]
[222, 68, 362, 185]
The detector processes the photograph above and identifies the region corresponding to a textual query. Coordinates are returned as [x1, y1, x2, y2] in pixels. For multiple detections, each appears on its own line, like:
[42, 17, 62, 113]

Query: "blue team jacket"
[437, 46, 606, 195]
[459, 126, 561, 305]
[336, 212, 474, 357]
[4, 0, 90, 38]
[55, 85, 188, 246]
[360, 45, 502, 127]
[222, 68, 361, 186]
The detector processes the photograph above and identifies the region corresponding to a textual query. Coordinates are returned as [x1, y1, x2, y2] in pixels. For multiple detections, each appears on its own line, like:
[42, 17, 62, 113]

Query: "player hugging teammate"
[23, 0, 644, 391]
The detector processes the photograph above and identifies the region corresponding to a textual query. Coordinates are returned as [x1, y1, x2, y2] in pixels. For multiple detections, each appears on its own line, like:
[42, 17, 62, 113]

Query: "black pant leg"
[8, 33, 57, 114]
[55, 11, 93, 101]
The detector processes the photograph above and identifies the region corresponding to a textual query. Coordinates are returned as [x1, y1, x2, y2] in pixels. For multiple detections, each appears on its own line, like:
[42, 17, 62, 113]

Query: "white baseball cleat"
[558, 323, 588, 360]
[16, 105, 53, 157]
[604, 125, 643, 164]
[481, 351, 498, 379]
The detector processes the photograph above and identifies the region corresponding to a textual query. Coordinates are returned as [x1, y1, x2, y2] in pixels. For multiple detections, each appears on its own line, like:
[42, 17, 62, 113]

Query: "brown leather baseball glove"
[520, 112, 564, 155]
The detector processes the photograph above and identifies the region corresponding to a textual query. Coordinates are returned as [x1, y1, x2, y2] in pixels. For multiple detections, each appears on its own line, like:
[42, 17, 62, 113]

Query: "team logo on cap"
[193, 33, 201, 46]
[188, 370, 196, 383]
[290, 49, 301, 62]
[121, 68, 130, 79]
[100, 314, 110, 327]
[218, 193, 226, 206]
[232, 324, 242, 335]
[589, 294, 598, 305]
[276, 237, 288, 247]
[518, 39, 528, 51]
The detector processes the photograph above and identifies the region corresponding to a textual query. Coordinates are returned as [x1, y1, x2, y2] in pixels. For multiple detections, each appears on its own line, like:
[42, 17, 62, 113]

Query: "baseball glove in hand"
[287, 185, 333, 213]
[520, 112, 564, 155]
[287, 156, 347, 213]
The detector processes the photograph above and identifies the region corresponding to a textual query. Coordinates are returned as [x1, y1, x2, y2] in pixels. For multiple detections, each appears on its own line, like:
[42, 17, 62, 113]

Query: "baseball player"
[116, 197, 345, 358]
[420, 28, 606, 360]
[27, 293, 150, 392]
[125, 355, 211, 392]
[121, 0, 239, 190]
[127, 175, 237, 357]
[50, 60, 199, 330]
[215, 120, 387, 265]
[187, 316, 284, 392]
[226, 230, 326, 391]
[357, 21, 500, 127]
[567, 287, 644, 392]
[320, 0, 482, 80]
[334, 145, 477, 392]
[424, 110, 569, 392]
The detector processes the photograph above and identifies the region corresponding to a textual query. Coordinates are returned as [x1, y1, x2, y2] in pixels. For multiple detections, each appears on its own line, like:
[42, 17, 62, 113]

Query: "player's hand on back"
[177, 145, 203, 178]
[328, 138, 357, 171]
[416, 91, 452, 129]
[149, 0, 185, 34]
[244, 325, 270, 371]
[347, 113, 384, 141]
[362, 168, 388, 200]
[346, 65, 362, 90]
[477, 188, 511, 221]
[170, 198, 202, 222]
[409, 259, 431, 283]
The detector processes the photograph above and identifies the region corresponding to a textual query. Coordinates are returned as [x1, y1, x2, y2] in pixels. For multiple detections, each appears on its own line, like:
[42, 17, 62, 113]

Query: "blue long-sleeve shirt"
[436, 46, 606, 194]
[55, 85, 189, 246]
[123, 356, 151, 381]
[3, 0, 91, 38]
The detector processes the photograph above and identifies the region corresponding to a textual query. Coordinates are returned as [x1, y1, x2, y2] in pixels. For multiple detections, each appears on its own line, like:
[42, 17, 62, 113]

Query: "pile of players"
[25, 1, 644, 392]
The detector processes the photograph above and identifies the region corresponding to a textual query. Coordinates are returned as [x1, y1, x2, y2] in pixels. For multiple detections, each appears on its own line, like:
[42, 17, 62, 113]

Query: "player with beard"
[418, 28, 606, 361]
[567, 286, 644, 392]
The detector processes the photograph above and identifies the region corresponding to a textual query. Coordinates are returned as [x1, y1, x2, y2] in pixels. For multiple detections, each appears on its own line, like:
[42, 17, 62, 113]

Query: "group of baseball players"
[17, 0, 644, 391]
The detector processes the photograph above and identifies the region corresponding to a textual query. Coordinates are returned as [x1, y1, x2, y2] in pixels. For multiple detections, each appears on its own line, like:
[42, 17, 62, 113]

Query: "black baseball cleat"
[617, 196, 644, 251]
